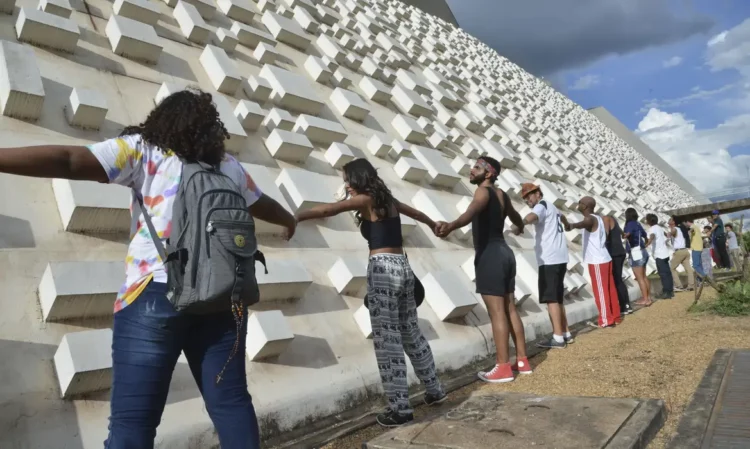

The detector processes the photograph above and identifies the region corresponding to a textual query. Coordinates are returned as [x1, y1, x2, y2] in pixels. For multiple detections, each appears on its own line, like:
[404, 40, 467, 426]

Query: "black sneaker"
[376, 410, 414, 428]
[536, 337, 566, 349]
[424, 392, 447, 406]
[564, 334, 575, 344]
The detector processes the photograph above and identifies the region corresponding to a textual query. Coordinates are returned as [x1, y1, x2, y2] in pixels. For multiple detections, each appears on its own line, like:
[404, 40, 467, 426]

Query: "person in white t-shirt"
[725, 223, 742, 271]
[512, 183, 572, 350]
[645, 214, 674, 299]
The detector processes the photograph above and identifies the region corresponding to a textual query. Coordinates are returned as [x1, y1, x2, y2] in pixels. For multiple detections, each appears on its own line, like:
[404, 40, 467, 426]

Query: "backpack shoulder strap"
[132, 189, 169, 263]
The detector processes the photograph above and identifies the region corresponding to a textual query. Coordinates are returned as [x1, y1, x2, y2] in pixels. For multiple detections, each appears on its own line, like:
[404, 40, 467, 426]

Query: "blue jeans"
[691, 250, 706, 277]
[105, 282, 260, 449]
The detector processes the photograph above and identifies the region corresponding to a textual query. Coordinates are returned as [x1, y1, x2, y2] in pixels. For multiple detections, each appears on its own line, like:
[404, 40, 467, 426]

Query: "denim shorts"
[629, 250, 649, 267]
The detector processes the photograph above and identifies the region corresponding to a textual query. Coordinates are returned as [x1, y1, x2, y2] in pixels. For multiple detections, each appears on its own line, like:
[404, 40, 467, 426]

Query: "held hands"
[511, 224, 523, 236]
[433, 221, 451, 238]
[283, 216, 298, 241]
[560, 215, 571, 232]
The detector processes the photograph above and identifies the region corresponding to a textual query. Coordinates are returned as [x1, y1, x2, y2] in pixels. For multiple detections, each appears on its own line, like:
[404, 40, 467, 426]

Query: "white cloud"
[569, 74, 600, 90]
[636, 108, 750, 193]
[662, 56, 683, 68]
[707, 19, 750, 75]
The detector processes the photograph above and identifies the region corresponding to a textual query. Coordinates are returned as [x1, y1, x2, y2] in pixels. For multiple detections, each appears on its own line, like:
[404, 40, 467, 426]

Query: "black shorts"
[475, 240, 516, 297]
[538, 263, 567, 304]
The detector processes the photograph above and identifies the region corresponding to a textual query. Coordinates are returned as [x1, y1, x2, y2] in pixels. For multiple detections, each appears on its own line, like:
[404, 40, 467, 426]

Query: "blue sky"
[446, 0, 750, 196]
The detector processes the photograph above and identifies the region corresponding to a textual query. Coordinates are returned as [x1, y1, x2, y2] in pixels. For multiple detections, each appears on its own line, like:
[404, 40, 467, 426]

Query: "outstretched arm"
[441, 187, 490, 236]
[506, 197, 524, 230]
[296, 195, 369, 222]
[250, 194, 296, 237]
[566, 215, 595, 232]
[396, 200, 436, 229]
[0, 145, 108, 182]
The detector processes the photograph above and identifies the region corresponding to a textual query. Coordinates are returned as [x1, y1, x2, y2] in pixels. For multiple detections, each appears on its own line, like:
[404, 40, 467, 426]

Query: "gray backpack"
[133, 159, 268, 314]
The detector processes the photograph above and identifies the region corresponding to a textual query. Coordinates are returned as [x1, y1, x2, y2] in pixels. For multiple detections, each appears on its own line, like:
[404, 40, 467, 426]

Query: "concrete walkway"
[668, 349, 750, 449]
[364, 392, 665, 449]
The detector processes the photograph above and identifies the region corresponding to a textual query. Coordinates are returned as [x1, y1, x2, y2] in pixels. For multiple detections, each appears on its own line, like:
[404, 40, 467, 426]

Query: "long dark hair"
[625, 207, 639, 223]
[121, 89, 229, 165]
[343, 159, 394, 224]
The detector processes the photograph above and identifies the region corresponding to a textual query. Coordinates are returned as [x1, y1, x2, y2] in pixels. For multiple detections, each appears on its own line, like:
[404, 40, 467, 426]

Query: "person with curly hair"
[0, 89, 296, 449]
[295, 158, 447, 428]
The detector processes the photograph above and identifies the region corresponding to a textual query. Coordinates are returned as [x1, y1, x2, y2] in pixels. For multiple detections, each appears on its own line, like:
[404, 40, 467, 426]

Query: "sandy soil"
[322, 289, 750, 448]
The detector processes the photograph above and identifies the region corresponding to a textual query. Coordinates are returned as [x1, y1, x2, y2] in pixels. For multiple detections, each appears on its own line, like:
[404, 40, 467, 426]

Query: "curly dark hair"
[120, 89, 229, 165]
[342, 158, 394, 224]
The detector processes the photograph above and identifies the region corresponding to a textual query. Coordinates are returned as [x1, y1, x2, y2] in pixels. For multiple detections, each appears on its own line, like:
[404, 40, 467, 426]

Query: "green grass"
[690, 280, 750, 317]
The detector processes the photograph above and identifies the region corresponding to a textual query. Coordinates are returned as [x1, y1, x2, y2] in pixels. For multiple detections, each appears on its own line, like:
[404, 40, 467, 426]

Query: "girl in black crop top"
[295, 159, 447, 426]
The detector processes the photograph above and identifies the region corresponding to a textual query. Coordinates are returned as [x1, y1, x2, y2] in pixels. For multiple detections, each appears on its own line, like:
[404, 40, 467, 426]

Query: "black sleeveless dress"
[473, 187, 517, 296]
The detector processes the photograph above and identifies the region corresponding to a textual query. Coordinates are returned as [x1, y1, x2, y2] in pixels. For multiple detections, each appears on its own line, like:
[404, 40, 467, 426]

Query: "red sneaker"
[512, 357, 533, 375]
[478, 363, 514, 383]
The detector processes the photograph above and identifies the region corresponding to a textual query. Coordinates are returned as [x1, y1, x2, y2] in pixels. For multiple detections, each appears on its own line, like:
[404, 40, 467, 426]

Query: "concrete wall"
[0, 0, 695, 447]
[396, 0, 458, 27]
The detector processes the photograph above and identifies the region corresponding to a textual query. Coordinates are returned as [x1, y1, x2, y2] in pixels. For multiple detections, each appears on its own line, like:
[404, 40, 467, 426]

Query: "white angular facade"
[0, 0, 696, 447]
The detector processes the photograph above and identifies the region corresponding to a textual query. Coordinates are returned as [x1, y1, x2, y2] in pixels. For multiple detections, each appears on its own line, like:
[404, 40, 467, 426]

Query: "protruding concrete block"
[261, 10, 311, 50]
[315, 3, 340, 25]
[353, 304, 371, 338]
[392, 83, 433, 117]
[263, 107, 295, 131]
[181, 0, 214, 20]
[324, 142, 355, 169]
[240, 163, 294, 234]
[515, 251, 541, 302]
[234, 99, 264, 131]
[244, 75, 272, 103]
[38, 0, 72, 18]
[367, 133, 391, 158]
[65, 88, 107, 130]
[253, 42, 280, 64]
[38, 261, 122, 321]
[256, 259, 313, 301]
[292, 114, 347, 145]
[389, 139, 412, 160]
[230, 21, 276, 48]
[113, 0, 161, 26]
[264, 128, 313, 163]
[330, 87, 369, 121]
[16, 7, 79, 53]
[332, 66, 353, 89]
[304, 55, 332, 83]
[396, 68, 430, 96]
[412, 189, 471, 240]
[245, 311, 294, 361]
[0, 40, 45, 121]
[394, 157, 427, 183]
[480, 139, 517, 168]
[216, 0, 257, 24]
[212, 93, 248, 153]
[451, 154, 471, 176]
[275, 167, 340, 212]
[328, 257, 367, 296]
[54, 329, 113, 398]
[106, 14, 162, 64]
[215, 28, 239, 52]
[392, 114, 427, 144]
[293, 5, 318, 33]
[173, 1, 210, 44]
[200, 46, 242, 94]
[410, 145, 461, 189]
[52, 179, 130, 233]
[260, 65, 325, 115]
[422, 271, 477, 321]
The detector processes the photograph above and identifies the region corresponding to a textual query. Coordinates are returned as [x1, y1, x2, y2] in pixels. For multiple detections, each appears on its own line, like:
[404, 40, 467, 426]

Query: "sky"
[445, 0, 750, 199]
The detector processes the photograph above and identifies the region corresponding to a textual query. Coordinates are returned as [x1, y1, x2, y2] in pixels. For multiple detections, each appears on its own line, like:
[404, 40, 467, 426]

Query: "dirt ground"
[322, 289, 750, 449]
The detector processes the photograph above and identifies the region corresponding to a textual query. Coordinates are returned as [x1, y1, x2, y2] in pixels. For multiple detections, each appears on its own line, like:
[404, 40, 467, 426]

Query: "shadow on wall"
[0, 339, 84, 449]
[265, 335, 339, 369]
[0, 215, 35, 249]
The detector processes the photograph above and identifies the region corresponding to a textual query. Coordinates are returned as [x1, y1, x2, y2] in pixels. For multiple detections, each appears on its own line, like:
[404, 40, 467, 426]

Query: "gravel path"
[322, 290, 750, 449]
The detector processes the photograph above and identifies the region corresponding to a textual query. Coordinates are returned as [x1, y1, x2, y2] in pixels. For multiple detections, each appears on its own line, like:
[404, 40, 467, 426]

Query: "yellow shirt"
[690, 223, 703, 251]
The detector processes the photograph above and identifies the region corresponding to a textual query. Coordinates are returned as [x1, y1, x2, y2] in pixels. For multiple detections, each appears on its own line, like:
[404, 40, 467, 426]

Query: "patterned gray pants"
[367, 254, 444, 415]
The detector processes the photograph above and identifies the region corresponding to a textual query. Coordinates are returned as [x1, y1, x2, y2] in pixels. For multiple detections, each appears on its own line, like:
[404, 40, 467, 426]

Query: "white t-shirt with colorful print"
[87, 134, 263, 313]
